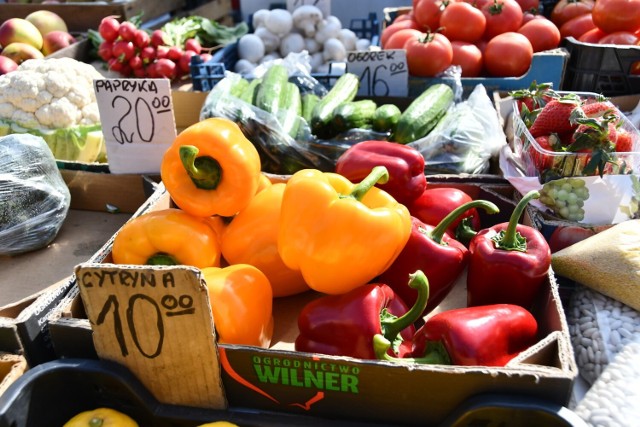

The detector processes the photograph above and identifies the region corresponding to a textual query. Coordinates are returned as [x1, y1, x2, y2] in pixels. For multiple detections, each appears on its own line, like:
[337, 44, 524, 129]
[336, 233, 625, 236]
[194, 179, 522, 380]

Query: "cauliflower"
[0, 58, 105, 162]
[0, 58, 103, 130]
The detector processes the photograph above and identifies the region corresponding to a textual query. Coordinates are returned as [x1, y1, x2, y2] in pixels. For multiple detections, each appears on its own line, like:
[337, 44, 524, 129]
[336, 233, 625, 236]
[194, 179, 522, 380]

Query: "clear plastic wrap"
[408, 84, 506, 175]
[199, 54, 392, 175]
[567, 285, 640, 385]
[0, 133, 71, 255]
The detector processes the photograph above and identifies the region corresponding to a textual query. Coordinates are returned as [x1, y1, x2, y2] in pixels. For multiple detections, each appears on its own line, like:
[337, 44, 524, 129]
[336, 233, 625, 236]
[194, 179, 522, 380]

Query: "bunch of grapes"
[539, 177, 590, 222]
[96, 16, 213, 80]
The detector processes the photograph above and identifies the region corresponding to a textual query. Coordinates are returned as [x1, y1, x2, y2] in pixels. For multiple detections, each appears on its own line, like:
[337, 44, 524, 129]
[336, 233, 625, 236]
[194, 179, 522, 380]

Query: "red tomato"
[560, 13, 596, 39]
[548, 226, 596, 253]
[518, 18, 561, 52]
[522, 11, 546, 24]
[481, 0, 524, 39]
[404, 32, 453, 76]
[484, 31, 533, 76]
[451, 40, 484, 76]
[385, 28, 424, 50]
[440, 2, 487, 42]
[578, 27, 608, 43]
[592, 0, 640, 33]
[414, 0, 451, 31]
[515, 0, 540, 13]
[381, 19, 422, 48]
[393, 12, 415, 24]
[599, 31, 640, 44]
[550, 0, 594, 27]
[631, 61, 640, 75]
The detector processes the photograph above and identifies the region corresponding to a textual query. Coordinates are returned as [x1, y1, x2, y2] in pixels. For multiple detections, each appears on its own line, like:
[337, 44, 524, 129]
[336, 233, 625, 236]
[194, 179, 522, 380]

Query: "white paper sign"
[346, 49, 409, 97]
[94, 78, 177, 174]
[286, 0, 330, 18]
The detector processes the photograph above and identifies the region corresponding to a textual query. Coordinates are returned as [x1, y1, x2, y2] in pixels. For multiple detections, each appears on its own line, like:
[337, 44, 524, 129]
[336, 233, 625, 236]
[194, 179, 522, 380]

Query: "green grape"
[539, 177, 590, 221]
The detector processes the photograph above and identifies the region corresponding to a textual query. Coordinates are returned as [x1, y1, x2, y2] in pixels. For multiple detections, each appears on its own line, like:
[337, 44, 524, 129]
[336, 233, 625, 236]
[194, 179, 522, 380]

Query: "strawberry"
[509, 81, 558, 113]
[581, 101, 619, 119]
[528, 97, 580, 138]
[528, 134, 561, 173]
[615, 129, 634, 153]
[567, 108, 621, 176]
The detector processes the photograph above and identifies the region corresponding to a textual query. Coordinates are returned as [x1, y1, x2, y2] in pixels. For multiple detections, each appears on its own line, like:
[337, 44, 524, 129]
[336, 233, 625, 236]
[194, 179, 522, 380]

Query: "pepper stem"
[179, 145, 222, 190]
[373, 335, 450, 365]
[348, 166, 389, 201]
[89, 418, 104, 427]
[381, 270, 430, 342]
[146, 253, 180, 265]
[493, 190, 539, 251]
[430, 200, 500, 244]
[455, 216, 477, 247]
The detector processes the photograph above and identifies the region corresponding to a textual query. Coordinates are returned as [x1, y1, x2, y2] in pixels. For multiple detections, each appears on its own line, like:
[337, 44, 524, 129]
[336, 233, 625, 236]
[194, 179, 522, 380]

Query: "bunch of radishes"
[96, 16, 212, 80]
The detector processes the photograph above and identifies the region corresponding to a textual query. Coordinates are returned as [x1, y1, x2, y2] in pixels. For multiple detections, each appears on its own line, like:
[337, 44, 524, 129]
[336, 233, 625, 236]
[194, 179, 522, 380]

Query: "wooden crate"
[0, 0, 186, 32]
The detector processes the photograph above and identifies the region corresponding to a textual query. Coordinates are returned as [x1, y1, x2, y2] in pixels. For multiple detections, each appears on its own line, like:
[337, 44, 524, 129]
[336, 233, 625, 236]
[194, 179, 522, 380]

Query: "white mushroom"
[251, 9, 269, 29]
[254, 26, 280, 53]
[264, 8, 294, 37]
[304, 37, 321, 54]
[237, 33, 265, 63]
[356, 38, 372, 51]
[292, 5, 323, 37]
[314, 17, 342, 45]
[280, 32, 305, 57]
[322, 37, 347, 62]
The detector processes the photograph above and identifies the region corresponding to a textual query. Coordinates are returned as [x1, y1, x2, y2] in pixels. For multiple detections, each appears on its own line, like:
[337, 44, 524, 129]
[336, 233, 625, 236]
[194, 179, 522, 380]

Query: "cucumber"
[310, 73, 359, 138]
[332, 99, 378, 133]
[255, 64, 289, 115]
[394, 84, 454, 144]
[239, 78, 262, 105]
[372, 104, 402, 133]
[301, 92, 320, 123]
[230, 77, 250, 99]
[277, 82, 302, 138]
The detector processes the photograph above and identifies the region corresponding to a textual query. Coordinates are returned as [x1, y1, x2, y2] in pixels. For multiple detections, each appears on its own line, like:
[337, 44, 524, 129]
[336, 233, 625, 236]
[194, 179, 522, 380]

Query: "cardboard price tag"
[76, 263, 227, 409]
[286, 0, 330, 17]
[93, 79, 177, 174]
[346, 50, 409, 97]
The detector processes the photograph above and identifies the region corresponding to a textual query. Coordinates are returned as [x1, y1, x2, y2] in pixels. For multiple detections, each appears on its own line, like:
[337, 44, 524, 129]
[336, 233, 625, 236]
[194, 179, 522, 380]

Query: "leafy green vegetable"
[161, 16, 248, 48]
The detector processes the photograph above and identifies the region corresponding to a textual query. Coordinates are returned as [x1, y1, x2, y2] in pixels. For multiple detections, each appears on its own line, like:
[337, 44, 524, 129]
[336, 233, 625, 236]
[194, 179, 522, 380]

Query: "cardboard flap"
[76, 263, 227, 409]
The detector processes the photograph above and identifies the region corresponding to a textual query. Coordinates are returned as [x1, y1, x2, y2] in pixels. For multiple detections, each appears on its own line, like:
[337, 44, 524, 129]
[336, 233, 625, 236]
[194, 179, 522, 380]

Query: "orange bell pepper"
[160, 117, 261, 217]
[256, 173, 272, 193]
[112, 208, 222, 268]
[222, 183, 309, 298]
[202, 264, 274, 348]
[278, 166, 411, 295]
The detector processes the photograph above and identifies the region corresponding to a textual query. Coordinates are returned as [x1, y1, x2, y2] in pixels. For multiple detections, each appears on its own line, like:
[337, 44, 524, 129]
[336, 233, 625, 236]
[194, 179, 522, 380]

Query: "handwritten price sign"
[76, 263, 226, 409]
[346, 50, 409, 97]
[94, 79, 177, 174]
[286, 0, 330, 17]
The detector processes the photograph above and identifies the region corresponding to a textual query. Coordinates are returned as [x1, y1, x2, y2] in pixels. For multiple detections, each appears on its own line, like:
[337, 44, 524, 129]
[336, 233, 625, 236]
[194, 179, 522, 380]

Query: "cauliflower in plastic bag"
[0, 133, 71, 255]
[0, 58, 105, 163]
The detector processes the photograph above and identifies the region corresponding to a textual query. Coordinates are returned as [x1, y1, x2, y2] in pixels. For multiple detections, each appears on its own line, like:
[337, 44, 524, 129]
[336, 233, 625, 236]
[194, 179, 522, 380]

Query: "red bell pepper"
[406, 187, 482, 237]
[378, 200, 499, 316]
[335, 140, 427, 204]
[295, 271, 429, 360]
[467, 190, 552, 309]
[374, 304, 539, 367]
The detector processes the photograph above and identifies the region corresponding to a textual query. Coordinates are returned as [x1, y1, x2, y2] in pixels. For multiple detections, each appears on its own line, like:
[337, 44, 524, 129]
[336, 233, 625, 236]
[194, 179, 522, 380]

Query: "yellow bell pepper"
[202, 264, 274, 348]
[278, 166, 411, 295]
[63, 407, 138, 427]
[222, 183, 310, 298]
[160, 117, 261, 217]
[112, 208, 222, 268]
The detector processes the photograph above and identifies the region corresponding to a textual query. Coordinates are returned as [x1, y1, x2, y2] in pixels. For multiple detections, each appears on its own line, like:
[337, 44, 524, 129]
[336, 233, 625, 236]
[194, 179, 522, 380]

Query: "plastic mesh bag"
[0, 133, 71, 255]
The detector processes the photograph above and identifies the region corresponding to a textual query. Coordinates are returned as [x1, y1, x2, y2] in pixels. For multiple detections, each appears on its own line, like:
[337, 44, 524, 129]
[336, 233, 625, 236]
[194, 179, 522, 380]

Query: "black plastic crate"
[190, 12, 380, 92]
[0, 358, 588, 427]
[561, 36, 640, 96]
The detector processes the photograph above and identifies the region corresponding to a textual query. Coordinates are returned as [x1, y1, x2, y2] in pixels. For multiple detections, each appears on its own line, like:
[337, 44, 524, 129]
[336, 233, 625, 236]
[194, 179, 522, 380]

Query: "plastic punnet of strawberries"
[510, 83, 639, 181]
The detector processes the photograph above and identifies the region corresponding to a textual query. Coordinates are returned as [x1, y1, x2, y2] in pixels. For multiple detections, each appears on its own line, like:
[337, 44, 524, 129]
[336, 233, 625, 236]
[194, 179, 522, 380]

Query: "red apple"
[42, 30, 76, 55]
[25, 10, 68, 37]
[0, 18, 43, 50]
[0, 55, 18, 75]
[0, 42, 44, 64]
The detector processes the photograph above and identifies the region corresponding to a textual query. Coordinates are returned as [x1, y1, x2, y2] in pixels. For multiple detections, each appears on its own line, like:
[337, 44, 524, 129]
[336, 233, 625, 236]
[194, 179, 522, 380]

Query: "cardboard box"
[0, 0, 187, 32]
[0, 353, 27, 398]
[48, 178, 579, 426]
